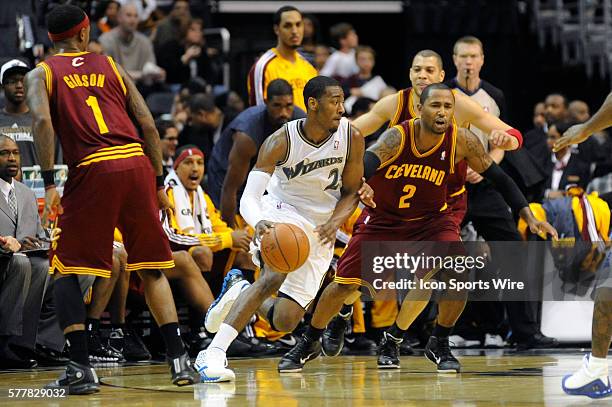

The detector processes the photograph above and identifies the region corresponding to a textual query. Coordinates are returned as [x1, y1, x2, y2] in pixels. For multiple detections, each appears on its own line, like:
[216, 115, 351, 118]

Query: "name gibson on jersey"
[282, 157, 344, 180]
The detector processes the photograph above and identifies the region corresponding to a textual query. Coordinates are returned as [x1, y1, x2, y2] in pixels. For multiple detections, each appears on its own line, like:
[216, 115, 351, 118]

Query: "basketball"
[260, 223, 310, 273]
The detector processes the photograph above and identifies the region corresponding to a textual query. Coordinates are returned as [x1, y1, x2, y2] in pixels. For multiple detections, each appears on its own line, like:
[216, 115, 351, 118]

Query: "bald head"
[118, 3, 139, 33]
[568, 100, 590, 123]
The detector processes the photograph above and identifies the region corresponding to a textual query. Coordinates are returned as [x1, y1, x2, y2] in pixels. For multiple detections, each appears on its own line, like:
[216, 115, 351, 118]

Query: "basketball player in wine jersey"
[26, 5, 197, 393]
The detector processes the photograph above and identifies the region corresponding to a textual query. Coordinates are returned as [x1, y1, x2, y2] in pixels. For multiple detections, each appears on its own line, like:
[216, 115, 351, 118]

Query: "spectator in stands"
[320, 23, 359, 80]
[95, 0, 120, 35]
[349, 97, 375, 119]
[247, 6, 317, 112]
[314, 44, 331, 71]
[569, 100, 590, 123]
[215, 91, 245, 125]
[116, 0, 157, 23]
[154, 0, 191, 52]
[341, 46, 386, 114]
[157, 18, 216, 86]
[524, 102, 547, 153]
[543, 121, 592, 199]
[298, 14, 320, 66]
[0, 60, 62, 167]
[99, 4, 165, 90]
[178, 93, 223, 162]
[0, 136, 48, 368]
[155, 119, 178, 174]
[207, 79, 305, 227]
[544, 93, 569, 125]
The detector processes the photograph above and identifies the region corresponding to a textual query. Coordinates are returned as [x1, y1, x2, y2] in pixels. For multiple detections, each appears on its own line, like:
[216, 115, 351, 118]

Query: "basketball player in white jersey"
[195, 76, 366, 382]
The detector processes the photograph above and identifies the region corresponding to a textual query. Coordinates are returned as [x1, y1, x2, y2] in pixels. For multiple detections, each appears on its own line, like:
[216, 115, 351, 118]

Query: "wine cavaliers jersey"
[390, 87, 467, 200]
[369, 117, 457, 220]
[38, 51, 143, 168]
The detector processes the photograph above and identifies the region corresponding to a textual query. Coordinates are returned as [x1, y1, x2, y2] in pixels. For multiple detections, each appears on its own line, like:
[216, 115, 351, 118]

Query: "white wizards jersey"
[267, 117, 351, 225]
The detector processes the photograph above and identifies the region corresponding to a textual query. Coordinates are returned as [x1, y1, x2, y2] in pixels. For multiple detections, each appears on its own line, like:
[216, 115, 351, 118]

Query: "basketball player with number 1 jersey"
[195, 76, 366, 382]
[26, 5, 197, 394]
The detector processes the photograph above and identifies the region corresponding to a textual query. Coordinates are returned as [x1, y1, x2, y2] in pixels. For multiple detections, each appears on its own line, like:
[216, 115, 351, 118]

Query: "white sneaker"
[484, 334, 505, 348]
[195, 349, 236, 383]
[448, 334, 480, 348]
[562, 354, 611, 399]
[205, 269, 250, 333]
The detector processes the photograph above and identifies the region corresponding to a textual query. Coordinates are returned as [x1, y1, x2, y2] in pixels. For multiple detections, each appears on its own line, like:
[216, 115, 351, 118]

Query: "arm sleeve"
[481, 162, 529, 215]
[240, 171, 271, 227]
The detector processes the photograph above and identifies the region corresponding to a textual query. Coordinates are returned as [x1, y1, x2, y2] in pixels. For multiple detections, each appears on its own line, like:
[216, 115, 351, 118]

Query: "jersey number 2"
[85, 96, 109, 134]
[325, 168, 340, 191]
[398, 184, 416, 208]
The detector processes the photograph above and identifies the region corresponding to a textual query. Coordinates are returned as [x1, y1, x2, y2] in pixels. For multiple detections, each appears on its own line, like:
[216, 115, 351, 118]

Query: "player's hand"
[157, 189, 173, 211]
[20, 236, 44, 251]
[0, 236, 21, 252]
[231, 229, 251, 252]
[553, 123, 590, 152]
[254, 220, 274, 242]
[528, 220, 558, 240]
[42, 186, 63, 228]
[358, 178, 376, 208]
[488, 129, 519, 151]
[315, 221, 338, 245]
[466, 167, 484, 184]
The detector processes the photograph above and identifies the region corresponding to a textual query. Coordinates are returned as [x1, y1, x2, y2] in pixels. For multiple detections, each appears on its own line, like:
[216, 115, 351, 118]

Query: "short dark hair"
[413, 49, 443, 70]
[420, 83, 454, 105]
[550, 120, 573, 135]
[330, 22, 354, 46]
[546, 93, 569, 108]
[47, 5, 87, 36]
[155, 118, 176, 138]
[303, 76, 340, 109]
[189, 93, 216, 113]
[267, 79, 293, 100]
[453, 35, 484, 54]
[273, 6, 301, 26]
[350, 97, 375, 117]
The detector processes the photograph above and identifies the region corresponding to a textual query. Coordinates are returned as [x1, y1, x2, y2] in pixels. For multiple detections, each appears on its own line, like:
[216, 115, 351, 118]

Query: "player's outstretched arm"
[454, 91, 521, 150]
[458, 128, 557, 239]
[26, 67, 62, 225]
[239, 128, 288, 239]
[554, 91, 612, 151]
[220, 132, 258, 227]
[315, 126, 365, 245]
[352, 92, 398, 137]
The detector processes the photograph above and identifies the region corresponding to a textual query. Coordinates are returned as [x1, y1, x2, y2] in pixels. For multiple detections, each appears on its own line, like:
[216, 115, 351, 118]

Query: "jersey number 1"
[85, 96, 109, 134]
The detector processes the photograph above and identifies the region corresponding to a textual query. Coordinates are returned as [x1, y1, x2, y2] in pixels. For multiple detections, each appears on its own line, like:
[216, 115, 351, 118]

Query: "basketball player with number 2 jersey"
[26, 4, 197, 394]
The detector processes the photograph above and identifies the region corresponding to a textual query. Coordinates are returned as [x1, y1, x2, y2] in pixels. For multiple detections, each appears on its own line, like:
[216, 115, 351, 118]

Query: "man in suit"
[542, 121, 592, 200]
[0, 135, 50, 368]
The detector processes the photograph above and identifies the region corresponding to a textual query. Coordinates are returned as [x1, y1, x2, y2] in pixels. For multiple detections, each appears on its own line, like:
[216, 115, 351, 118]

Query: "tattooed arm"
[116, 63, 163, 178]
[457, 128, 557, 239]
[363, 126, 404, 180]
[26, 67, 62, 225]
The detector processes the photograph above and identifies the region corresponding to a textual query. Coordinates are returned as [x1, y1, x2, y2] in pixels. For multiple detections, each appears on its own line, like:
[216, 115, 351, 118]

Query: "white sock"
[208, 323, 239, 355]
[588, 354, 609, 375]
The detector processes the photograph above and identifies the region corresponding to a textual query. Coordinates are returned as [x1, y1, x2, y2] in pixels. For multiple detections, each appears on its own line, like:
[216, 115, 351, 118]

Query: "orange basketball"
[260, 223, 310, 273]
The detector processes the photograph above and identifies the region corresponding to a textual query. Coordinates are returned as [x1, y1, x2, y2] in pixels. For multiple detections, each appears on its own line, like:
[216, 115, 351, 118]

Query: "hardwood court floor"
[0, 350, 609, 406]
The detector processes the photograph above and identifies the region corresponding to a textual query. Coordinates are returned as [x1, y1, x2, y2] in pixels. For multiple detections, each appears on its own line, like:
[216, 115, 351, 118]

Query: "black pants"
[458, 216, 540, 341]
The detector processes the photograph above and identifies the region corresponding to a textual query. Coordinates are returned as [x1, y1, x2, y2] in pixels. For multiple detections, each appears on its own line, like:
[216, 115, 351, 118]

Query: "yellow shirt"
[247, 48, 317, 112]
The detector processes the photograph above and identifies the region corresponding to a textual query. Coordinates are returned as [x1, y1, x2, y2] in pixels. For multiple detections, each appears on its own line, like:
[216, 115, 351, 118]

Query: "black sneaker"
[109, 328, 151, 362]
[45, 361, 99, 395]
[344, 333, 377, 355]
[424, 336, 461, 373]
[226, 332, 277, 357]
[88, 330, 124, 363]
[167, 352, 198, 386]
[322, 307, 352, 357]
[278, 334, 321, 373]
[377, 331, 402, 369]
[186, 331, 213, 358]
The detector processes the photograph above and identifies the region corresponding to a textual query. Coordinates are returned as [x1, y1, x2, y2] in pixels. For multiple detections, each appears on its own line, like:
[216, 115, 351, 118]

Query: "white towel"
[165, 170, 213, 234]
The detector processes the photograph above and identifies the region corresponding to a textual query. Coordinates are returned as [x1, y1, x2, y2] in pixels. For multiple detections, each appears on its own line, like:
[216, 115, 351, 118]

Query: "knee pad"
[53, 275, 86, 330]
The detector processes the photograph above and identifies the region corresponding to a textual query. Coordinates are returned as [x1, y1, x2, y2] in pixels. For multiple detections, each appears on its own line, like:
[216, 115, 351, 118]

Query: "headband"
[174, 147, 205, 169]
[48, 14, 90, 42]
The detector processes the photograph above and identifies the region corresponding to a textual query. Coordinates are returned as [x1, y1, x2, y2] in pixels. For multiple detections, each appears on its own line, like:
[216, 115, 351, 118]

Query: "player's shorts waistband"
[448, 186, 466, 198]
[76, 143, 145, 167]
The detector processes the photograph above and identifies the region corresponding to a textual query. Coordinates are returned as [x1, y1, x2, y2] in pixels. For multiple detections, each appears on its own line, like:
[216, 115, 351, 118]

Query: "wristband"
[505, 128, 523, 149]
[42, 170, 56, 188]
[156, 175, 164, 190]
